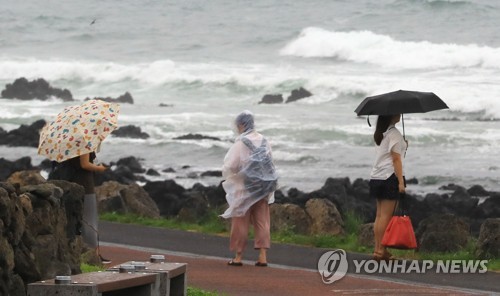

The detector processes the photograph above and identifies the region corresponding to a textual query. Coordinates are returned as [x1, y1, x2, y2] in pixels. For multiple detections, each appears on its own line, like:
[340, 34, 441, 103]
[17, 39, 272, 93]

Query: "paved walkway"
[99, 221, 499, 296]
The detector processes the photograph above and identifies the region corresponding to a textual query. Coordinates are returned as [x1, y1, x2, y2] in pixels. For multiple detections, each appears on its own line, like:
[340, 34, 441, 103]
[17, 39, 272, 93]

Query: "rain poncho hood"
[221, 111, 278, 218]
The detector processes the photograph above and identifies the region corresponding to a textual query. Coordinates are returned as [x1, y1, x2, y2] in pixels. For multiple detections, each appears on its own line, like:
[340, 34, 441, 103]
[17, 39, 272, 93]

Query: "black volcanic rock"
[0, 157, 33, 180]
[116, 156, 145, 173]
[111, 125, 149, 139]
[467, 185, 489, 196]
[285, 87, 312, 103]
[143, 180, 187, 217]
[200, 170, 222, 177]
[174, 134, 221, 141]
[0, 120, 46, 148]
[85, 91, 134, 104]
[259, 94, 283, 104]
[1, 77, 73, 101]
[146, 169, 160, 176]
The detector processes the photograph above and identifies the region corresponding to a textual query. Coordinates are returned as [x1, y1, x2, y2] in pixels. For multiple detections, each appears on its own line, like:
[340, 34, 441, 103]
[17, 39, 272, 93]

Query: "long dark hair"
[374, 115, 395, 146]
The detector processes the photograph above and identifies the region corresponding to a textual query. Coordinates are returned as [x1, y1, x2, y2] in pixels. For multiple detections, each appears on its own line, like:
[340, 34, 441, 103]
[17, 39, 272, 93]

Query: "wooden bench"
[27, 271, 160, 296]
[107, 261, 187, 296]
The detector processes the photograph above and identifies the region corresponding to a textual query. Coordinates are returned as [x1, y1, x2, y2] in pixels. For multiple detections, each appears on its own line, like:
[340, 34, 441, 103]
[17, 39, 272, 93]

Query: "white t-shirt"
[370, 125, 407, 180]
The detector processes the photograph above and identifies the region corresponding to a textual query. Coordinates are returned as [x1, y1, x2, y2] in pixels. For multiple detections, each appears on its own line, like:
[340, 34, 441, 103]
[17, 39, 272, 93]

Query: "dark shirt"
[49, 153, 96, 194]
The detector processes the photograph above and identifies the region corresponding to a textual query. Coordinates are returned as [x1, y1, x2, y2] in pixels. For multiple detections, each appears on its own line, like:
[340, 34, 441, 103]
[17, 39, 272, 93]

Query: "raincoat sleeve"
[222, 141, 244, 179]
[220, 140, 247, 218]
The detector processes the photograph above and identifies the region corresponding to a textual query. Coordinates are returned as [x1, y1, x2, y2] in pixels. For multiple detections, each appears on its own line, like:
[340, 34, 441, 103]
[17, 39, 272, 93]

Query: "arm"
[80, 153, 107, 172]
[222, 142, 242, 178]
[391, 151, 405, 193]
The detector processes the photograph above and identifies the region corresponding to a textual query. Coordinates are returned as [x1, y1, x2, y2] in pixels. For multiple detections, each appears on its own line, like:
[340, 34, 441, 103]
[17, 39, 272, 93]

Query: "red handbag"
[381, 196, 417, 249]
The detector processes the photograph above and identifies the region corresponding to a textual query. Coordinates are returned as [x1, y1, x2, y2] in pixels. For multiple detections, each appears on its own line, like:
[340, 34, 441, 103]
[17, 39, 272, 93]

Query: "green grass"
[187, 287, 222, 296]
[101, 209, 228, 235]
[387, 239, 500, 271]
[100, 211, 499, 271]
[487, 259, 500, 271]
[80, 263, 105, 273]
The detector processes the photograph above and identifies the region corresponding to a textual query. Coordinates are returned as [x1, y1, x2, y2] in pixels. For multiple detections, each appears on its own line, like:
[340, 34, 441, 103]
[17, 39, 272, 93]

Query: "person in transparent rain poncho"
[221, 111, 278, 267]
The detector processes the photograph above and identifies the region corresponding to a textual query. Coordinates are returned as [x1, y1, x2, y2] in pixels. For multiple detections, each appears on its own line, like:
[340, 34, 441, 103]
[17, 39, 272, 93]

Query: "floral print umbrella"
[38, 100, 120, 162]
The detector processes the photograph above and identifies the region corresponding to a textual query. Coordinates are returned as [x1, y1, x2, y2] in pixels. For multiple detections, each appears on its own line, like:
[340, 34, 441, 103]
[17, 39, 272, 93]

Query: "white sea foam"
[280, 27, 500, 70]
[0, 58, 301, 90]
[3, 55, 500, 118]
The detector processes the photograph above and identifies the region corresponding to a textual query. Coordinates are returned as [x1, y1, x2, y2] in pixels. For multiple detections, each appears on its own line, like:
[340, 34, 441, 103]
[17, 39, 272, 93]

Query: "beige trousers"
[230, 198, 271, 252]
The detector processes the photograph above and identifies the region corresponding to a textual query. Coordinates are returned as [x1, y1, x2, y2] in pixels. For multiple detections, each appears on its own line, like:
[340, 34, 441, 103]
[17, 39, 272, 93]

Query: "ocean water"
[1, 0, 500, 195]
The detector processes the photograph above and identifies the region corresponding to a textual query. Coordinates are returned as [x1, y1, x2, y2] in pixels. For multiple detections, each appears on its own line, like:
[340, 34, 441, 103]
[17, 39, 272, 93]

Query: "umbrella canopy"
[354, 90, 448, 116]
[38, 100, 120, 162]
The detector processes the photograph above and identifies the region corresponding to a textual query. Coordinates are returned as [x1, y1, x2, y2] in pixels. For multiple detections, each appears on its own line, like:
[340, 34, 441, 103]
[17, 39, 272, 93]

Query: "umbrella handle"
[402, 114, 408, 157]
[402, 114, 405, 140]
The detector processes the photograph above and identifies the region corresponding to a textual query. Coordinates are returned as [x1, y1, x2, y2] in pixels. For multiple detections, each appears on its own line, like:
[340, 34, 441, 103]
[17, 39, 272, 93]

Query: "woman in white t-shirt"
[369, 114, 407, 261]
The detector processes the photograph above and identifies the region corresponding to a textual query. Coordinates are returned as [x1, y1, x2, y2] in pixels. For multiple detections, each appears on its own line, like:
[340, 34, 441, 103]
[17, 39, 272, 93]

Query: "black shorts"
[369, 174, 405, 200]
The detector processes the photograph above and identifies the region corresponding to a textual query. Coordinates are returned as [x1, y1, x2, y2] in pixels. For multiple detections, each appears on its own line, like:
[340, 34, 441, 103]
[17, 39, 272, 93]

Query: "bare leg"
[234, 251, 243, 263]
[373, 199, 397, 256]
[258, 248, 267, 264]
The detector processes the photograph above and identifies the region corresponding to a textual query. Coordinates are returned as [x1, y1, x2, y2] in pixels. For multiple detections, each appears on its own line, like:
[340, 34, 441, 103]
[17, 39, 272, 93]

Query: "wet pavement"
[99, 221, 499, 296]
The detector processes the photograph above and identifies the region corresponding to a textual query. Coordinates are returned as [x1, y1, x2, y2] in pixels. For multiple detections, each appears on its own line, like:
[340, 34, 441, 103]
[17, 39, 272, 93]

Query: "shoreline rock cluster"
[2, 155, 500, 245]
[258, 87, 313, 104]
[0, 120, 226, 145]
[1, 117, 499, 242]
[1, 78, 73, 102]
[1, 77, 135, 104]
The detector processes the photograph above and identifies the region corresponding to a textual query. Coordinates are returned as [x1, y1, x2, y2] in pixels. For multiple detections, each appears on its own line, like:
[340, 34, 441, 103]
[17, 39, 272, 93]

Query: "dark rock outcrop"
[201, 170, 222, 177]
[285, 87, 312, 103]
[0, 157, 34, 181]
[474, 194, 500, 219]
[146, 169, 161, 176]
[304, 177, 375, 223]
[476, 218, 500, 259]
[85, 92, 134, 104]
[270, 203, 311, 235]
[1, 78, 73, 101]
[467, 185, 490, 197]
[116, 156, 145, 174]
[143, 180, 187, 217]
[0, 120, 46, 148]
[416, 214, 470, 252]
[190, 182, 226, 209]
[95, 181, 160, 218]
[177, 191, 210, 223]
[173, 134, 221, 141]
[111, 125, 150, 139]
[258, 94, 283, 104]
[305, 198, 344, 235]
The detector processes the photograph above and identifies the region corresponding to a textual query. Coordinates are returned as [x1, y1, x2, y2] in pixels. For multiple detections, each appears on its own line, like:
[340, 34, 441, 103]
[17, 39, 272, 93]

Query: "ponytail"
[374, 115, 393, 145]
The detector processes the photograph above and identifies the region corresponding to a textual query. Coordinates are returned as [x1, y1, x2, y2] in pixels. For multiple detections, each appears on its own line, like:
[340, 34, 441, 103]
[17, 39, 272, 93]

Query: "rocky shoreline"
[2, 154, 499, 234]
[1, 119, 499, 236]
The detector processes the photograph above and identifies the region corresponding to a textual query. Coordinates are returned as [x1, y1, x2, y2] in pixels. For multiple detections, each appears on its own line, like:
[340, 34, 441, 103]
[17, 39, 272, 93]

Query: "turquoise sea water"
[1, 0, 500, 194]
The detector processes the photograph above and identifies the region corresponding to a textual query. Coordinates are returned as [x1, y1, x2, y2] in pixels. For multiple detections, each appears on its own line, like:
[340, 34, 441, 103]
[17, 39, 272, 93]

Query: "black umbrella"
[354, 90, 449, 138]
